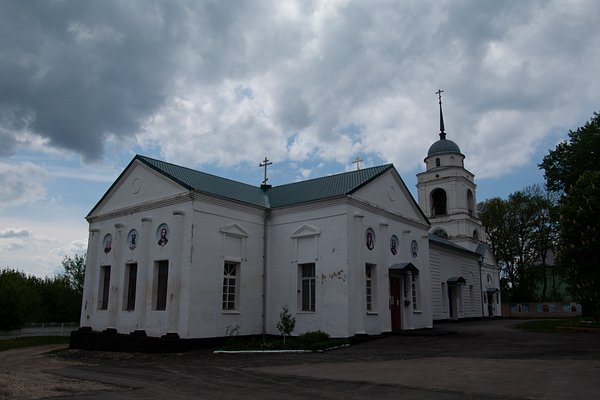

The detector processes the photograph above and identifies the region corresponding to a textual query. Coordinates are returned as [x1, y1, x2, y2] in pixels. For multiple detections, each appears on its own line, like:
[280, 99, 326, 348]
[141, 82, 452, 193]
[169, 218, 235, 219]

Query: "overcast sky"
[1, 0, 599, 278]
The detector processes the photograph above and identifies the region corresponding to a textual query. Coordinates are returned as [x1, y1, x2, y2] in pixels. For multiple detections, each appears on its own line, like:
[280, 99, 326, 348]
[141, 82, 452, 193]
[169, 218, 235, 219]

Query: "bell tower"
[416, 91, 482, 248]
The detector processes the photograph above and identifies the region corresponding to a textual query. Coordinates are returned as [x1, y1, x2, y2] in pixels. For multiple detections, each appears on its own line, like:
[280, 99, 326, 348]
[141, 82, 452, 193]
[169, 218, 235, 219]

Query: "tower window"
[430, 188, 447, 216]
[435, 158, 441, 167]
[473, 230, 479, 240]
[467, 189, 475, 216]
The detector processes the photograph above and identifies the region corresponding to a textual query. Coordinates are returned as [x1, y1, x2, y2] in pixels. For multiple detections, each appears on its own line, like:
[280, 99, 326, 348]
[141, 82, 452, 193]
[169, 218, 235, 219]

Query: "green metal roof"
[137, 155, 269, 207]
[267, 164, 393, 207]
[136, 155, 393, 209]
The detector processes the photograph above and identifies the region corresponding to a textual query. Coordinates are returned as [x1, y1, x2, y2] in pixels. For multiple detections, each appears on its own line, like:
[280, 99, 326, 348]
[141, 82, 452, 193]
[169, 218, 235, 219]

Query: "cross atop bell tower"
[436, 89, 446, 140]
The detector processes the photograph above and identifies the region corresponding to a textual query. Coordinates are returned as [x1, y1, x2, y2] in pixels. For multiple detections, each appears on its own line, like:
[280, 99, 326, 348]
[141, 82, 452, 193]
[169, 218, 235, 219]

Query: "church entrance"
[390, 277, 402, 332]
[447, 277, 466, 320]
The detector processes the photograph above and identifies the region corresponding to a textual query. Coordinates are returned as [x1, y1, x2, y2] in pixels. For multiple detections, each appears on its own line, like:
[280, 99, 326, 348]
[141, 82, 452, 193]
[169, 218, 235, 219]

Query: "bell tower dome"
[416, 91, 482, 246]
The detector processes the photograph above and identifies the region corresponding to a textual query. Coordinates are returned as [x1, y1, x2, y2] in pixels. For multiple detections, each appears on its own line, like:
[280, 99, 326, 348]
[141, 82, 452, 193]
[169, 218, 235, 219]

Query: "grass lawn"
[0, 336, 70, 352]
[515, 318, 600, 333]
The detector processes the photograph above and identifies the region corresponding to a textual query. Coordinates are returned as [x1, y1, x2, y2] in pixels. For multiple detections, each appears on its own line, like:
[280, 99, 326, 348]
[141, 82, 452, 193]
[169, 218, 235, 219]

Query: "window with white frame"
[365, 264, 376, 312]
[98, 265, 111, 310]
[222, 261, 239, 311]
[299, 263, 316, 312]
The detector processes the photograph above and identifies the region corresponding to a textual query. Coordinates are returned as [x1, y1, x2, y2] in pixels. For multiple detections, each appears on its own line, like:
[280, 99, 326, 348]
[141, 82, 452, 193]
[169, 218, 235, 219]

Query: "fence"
[502, 302, 582, 318]
[0, 322, 79, 340]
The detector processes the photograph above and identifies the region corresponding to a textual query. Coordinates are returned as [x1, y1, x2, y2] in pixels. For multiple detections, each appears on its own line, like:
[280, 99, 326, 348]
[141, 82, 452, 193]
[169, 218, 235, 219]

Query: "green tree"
[61, 254, 86, 296]
[556, 171, 600, 312]
[39, 275, 82, 323]
[524, 186, 560, 301]
[276, 305, 296, 344]
[540, 111, 600, 194]
[479, 185, 558, 302]
[0, 255, 86, 329]
[0, 269, 43, 329]
[540, 111, 600, 313]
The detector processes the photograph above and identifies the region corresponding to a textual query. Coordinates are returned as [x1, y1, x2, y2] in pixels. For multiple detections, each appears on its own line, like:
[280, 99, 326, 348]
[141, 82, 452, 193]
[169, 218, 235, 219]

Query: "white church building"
[80, 102, 501, 341]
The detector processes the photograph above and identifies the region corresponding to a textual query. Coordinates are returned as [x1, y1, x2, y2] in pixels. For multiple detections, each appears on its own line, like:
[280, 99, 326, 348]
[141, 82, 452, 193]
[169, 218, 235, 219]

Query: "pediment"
[219, 223, 249, 238]
[352, 169, 429, 225]
[291, 225, 321, 238]
[88, 159, 188, 218]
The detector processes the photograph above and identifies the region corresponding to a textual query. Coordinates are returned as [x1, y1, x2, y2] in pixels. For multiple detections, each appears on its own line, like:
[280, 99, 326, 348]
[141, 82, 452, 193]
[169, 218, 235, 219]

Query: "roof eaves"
[429, 233, 480, 257]
[136, 155, 195, 191]
[346, 164, 394, 195]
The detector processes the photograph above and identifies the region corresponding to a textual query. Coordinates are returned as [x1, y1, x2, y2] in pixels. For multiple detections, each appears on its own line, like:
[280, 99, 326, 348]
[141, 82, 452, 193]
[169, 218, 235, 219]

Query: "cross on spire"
[259, 157, 273, 186]
[352, 156, 363, 171]
[436, 89, 446, 140]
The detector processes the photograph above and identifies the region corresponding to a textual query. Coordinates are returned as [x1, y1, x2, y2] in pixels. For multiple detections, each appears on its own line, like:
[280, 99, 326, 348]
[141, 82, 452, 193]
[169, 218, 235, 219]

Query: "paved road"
[50, 319, 600, 399]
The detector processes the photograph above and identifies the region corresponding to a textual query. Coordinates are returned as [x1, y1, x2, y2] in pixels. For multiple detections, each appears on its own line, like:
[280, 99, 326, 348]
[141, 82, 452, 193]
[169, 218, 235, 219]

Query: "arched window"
[467, 189, 475, 216]
[430, 188, 447, 217]
[435, 158, 441, 167]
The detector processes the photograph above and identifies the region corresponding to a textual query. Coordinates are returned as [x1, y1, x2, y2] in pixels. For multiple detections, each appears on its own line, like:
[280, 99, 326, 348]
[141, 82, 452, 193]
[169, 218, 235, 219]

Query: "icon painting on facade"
[365, 228, 375, 250]
[390, 235, 398, 255]
[127, 229, 138, 250]
[156, 223, 169, 247]
[410, 239, 418, 258]
[103, 234, 112, 254]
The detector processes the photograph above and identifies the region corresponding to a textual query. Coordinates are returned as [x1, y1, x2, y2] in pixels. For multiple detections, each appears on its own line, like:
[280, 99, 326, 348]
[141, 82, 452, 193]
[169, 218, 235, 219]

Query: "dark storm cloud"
[0, 1, 254, 161]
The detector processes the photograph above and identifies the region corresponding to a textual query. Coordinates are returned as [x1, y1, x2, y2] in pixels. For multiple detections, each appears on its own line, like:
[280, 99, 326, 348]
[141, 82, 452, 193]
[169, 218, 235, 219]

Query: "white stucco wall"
[265, 197, 432, 338]
[82, 161, 435, 340]
[429, 244, 483, 320]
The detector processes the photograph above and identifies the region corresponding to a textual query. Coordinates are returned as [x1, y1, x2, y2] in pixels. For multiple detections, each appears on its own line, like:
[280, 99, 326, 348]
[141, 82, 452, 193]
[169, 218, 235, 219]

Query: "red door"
[390, 277, 402, 332]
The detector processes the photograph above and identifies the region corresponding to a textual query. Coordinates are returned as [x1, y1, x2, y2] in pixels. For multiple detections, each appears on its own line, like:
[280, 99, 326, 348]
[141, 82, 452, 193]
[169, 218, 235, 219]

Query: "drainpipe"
[478, 256, 485, 317]
[262, 208, 271, 337]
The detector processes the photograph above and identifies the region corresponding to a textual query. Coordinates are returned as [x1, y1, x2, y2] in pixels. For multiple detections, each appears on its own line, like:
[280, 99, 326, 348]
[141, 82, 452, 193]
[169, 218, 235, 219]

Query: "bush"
[298, 330, 330, 343]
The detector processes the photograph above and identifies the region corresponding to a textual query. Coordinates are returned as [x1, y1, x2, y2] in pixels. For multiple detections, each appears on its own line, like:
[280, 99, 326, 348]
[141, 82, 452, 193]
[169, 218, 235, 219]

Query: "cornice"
[87, 192, 194, 223]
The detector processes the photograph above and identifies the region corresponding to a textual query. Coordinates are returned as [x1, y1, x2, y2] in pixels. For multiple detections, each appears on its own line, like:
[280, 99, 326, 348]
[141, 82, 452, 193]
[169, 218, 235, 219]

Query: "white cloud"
[0, 222, 87, 278]
[0, 162, 47, 209]
[2, 0, 599, 179]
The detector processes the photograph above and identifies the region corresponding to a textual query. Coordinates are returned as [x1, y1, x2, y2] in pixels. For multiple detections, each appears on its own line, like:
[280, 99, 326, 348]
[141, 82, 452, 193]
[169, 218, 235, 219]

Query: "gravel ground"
[0, 345, 118, 399]
[2, 319, 599, 399]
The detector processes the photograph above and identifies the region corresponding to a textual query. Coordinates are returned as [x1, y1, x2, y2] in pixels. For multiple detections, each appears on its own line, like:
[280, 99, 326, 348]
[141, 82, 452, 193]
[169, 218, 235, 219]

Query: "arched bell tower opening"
[430, 188, 447, 217]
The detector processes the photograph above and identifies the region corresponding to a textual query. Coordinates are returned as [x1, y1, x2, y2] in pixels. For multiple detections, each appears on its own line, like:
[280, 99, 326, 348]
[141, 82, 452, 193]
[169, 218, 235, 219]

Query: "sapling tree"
[276, 305, 296, 343]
